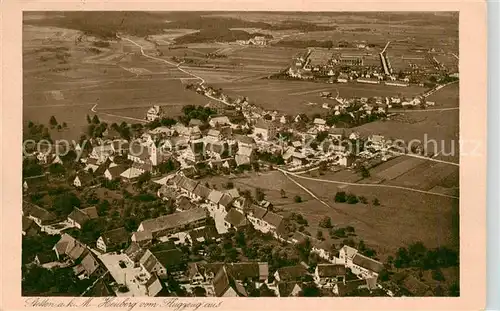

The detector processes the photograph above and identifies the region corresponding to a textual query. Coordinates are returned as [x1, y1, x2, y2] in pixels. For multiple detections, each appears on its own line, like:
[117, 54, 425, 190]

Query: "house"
[67, 206, 99, 229]
[131, 231, 153, 246]
[53, 233, 88, 261]
[73, 252, 102, 279]
[90, 144, 115, 163]
[274, 265, 309, 282]
[207, 129, 222, 141]
[23, 174, 48, 193]
[22, 216, 41, 236]
[288, 231, 311, 245]
[52, 155, 63, 165]
[339, 245, 358, 266]
[139, 249, 168, 278]
[189, 118, 203, 127]
[124, 242, 146, 266]
[146, 105, 162, 121]
[186, 226, 221, 244]
[191, 184, 212, 201]
[34, 250, 60, 269]
[145, 273, 164, 297]
[225, 262, 269, 283]
[172, 175, 200, 198]
[235, 145, 255, 166]
[224, 208, 248, 230]
[335, 278, 375, 296]
[291, 152, 308, 166]
[73, 173, 93, 188]
[207, 189, 224, 210]
[401, 274, 433, 296]
[278, 281, 303, 297]
[254, 119, 277, 141]
[176, 196, 196, 211]
[357, 77, 380, 84]
[247, 205, 286, 238]
[313, 118, 327, 131]
[187, 262, 224, 285]
[312, 240, 337, 262]
[350, 253, 384, 278]
[213, 266, 247, 297]
[328, 128, 345, 141]
[224, 188, 240, 200]
[137, 208, 208, 239]
[337, 73, 349, 83]
[152, 247, 185, 272]
[104, 165, 127, 181]
[83, 158, 100, 173]
[209, 116, 231, 128]
[23, 202, 58, 228]
[314, 264, 346, 288]
[234, 134, 256, 148]
[96, 227, 130, 253]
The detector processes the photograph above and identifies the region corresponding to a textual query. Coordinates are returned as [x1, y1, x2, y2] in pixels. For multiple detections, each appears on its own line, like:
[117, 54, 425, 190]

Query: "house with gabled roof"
[22, 216, 41, 237]
[23, 174, 48, 193]
[96, 227, 130, 253]
[274, 265, 309, 283]
[212, 266, 247, 297]
[137, 208, 208, 239]
[67, 206, 99, 229]
[131, 231, 153, 247]
[73, 252, 102, 280]
[350, 253, 384, 279]
[104, 165, 127, 181]
[139, 249, 167, 278]
[23, 201, 58, 228]
[314, 264, 346, 288]
[73, 173, 94, 188]
[247, 205, 287, 239]
[224, 209, 247, 230]
[278, 281, 303, 297]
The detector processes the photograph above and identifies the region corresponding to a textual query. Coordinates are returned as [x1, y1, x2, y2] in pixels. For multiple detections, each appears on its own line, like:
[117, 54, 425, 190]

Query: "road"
[88, 36, 234, 121]
[277, 168, 459, 199]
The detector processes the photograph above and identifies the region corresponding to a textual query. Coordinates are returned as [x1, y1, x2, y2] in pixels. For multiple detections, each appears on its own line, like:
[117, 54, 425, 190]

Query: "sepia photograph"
[20, 10, 462, 299]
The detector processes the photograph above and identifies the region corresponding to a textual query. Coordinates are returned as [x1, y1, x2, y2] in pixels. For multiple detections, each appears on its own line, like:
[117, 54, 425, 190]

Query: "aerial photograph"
[22, 11, 459, 297]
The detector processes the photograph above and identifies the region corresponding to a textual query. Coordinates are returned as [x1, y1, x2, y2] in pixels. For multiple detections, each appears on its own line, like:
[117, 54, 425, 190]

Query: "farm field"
[286, 174, 459, 259]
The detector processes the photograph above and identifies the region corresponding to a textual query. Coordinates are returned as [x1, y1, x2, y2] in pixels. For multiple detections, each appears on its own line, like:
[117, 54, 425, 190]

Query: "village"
[21, 11, 460, 299]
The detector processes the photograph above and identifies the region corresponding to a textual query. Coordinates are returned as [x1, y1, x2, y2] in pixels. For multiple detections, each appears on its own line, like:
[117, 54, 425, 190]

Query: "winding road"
[89, 36, 234, 121]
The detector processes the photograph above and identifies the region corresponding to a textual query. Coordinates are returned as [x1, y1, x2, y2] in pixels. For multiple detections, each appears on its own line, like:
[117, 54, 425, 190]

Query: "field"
[286, 173, 459, 259]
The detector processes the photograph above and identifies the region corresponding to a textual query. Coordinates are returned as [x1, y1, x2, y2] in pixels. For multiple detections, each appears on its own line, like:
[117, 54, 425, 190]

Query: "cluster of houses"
[236, 36, 268, 46]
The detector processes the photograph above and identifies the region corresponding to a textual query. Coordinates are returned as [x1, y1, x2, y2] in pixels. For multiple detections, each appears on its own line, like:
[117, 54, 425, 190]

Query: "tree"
[53, 192, 81, 216]
[225, 181, 234, 189]
[86, 115, 92, 124]
[359, 196, 368, 204]
[57, 124, 62, 130]
[334, 191, 346, 203]
[280, 189, 286, 198]
[319, 216, 332, 228]
[316, 230, 324, 240]
[62, 122, 68, 129]
[431, 268, 445, 281]
[255, 188, 265, 202]
[49, 116, 58, 128]
[294, 195, 302, 203]
[92, 115, 100, 124]
[373, 198, 380, 206]
[258, 284, 276, 297]
[137, 171, 152, 186]
[346, 193, 359, 204]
